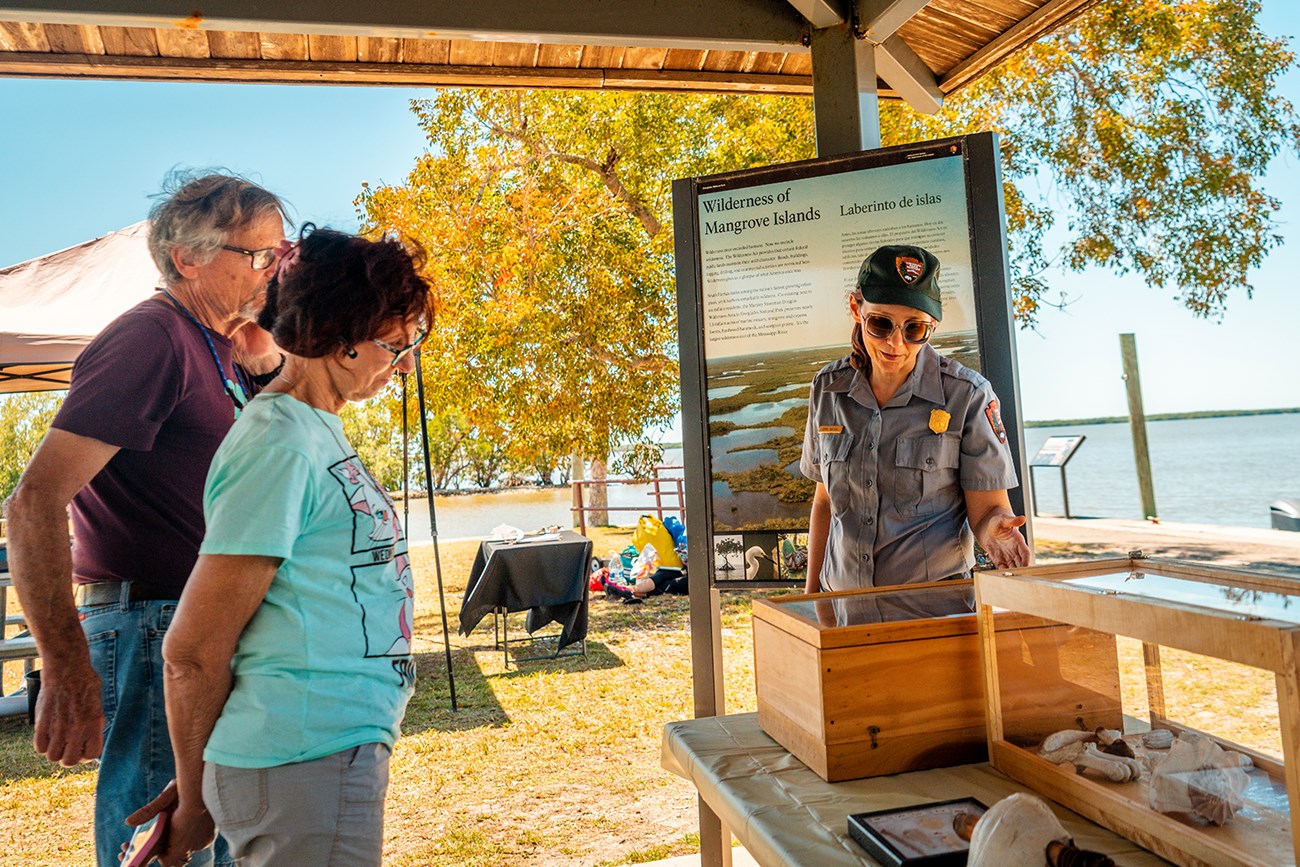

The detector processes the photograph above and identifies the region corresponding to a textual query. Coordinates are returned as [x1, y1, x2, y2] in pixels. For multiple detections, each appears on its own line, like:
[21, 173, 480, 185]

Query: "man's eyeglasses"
[862, 313, 935, 345]
[221, 244, 280, 271]
[372, 328, 428, 366]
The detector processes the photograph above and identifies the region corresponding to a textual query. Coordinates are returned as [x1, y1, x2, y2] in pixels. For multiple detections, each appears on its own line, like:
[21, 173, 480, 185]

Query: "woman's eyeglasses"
[372, 328, 428, 366]
[221, 244, 280, 271]
[862, 313, 935, 345]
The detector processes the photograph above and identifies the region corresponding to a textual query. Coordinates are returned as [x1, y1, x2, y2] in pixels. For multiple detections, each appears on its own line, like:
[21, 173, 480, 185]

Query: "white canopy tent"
[0, 221, 161, 394]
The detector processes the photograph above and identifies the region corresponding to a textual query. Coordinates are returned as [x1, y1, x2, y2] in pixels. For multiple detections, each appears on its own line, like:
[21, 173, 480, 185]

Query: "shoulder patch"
[984, 400, 1007, 443]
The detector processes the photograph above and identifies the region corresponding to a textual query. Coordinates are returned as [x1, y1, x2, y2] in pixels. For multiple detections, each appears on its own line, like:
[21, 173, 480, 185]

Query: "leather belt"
[75, 581, 182, 607]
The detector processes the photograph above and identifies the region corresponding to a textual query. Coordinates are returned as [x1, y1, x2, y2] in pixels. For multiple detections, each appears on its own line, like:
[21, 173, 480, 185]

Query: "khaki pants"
[203, 743, 390, 866]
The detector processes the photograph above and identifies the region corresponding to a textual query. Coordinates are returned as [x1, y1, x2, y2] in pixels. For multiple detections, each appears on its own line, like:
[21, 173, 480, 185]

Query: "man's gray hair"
[147, 171, 288, 285]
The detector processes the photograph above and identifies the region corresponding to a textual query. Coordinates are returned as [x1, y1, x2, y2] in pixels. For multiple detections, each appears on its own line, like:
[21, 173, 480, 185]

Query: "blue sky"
[0, 1, 1295, 423]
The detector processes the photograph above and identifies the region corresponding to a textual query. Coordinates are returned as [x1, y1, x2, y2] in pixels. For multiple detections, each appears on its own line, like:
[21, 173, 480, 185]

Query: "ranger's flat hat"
[856, 245, 943, 321]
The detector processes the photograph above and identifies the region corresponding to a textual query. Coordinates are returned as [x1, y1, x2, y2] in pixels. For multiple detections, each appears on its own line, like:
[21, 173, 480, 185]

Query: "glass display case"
[976, 556, 1299, 867]
[752, 579, 1122, 782]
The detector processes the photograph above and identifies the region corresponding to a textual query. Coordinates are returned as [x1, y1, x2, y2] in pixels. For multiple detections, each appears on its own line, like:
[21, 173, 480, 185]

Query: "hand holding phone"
[121, 810, 169, 867]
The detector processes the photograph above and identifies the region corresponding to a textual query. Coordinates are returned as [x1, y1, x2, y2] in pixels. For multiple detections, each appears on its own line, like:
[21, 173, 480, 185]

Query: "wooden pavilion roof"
[0, 0, 1097, 102]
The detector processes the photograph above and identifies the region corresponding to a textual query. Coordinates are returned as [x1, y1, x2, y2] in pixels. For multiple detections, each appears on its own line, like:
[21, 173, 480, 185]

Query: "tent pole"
[414, 351, 458, 711]
[402, 373, 410, 533]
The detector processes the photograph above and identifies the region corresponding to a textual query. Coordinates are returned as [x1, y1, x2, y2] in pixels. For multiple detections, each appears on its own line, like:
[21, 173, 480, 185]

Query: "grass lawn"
[0, 528, 770, 866]
[0, 531, 1284, 865]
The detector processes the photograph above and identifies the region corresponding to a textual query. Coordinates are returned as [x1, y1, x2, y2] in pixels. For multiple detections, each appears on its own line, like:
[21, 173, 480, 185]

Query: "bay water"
[403, 413, 1299, 543]
[1024, 413, 1300, 529]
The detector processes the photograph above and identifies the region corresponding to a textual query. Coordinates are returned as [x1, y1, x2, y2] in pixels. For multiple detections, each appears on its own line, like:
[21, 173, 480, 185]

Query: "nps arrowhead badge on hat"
[856, 244, 943, 321]
[897, 255, 925, 285]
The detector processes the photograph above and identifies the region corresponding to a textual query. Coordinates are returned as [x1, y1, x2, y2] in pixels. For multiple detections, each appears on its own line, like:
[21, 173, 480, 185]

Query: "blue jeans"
[83, 598, 232, 867]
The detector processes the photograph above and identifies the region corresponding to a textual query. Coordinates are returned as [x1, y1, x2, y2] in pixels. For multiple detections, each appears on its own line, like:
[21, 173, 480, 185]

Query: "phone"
[121, 810, 169, 867]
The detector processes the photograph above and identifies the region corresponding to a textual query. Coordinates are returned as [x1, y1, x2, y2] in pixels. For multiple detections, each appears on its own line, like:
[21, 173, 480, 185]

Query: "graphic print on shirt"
[330, 458, 403, 553]
[327, 456, 416, 686]
[348, 552, 415, 659]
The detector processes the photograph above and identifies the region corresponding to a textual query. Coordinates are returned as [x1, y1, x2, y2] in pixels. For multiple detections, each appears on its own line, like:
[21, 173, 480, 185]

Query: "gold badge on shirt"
[818, 425, 844, 434]
[928, 409, 950, 434]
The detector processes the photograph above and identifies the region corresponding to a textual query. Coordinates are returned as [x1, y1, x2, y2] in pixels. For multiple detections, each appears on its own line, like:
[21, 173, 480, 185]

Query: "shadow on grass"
[585, 594, 692, 633]
[401, 648, 509, 736]
[0, 714, 96, 785]
[481, 639, 626, 682]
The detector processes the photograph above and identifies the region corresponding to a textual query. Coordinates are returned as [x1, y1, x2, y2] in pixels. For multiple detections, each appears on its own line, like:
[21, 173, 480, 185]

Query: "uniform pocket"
[894, 434, 961, 516]
[818, 431, 855, 515]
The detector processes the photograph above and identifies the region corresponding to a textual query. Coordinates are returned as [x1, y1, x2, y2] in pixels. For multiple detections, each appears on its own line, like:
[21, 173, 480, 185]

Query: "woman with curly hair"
[130, 225, 433, 867]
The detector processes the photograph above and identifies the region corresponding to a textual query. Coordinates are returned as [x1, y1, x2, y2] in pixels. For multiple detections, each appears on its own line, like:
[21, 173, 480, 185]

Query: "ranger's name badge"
[818, 425, 844, 434]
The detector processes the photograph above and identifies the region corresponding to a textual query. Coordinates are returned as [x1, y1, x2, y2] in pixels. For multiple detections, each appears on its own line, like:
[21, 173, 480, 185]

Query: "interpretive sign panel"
[674, 133, 1028, 586]
[699, 148, 978, 360]
[1029, 435, 1086, 468]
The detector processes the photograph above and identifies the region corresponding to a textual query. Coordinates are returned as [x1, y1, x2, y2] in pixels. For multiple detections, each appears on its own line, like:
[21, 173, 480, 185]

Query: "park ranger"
[800, 244, 1031, 593]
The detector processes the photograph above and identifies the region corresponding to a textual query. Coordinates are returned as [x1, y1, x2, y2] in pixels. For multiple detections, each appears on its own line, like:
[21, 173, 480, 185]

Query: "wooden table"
[661, 713, 1171, 866]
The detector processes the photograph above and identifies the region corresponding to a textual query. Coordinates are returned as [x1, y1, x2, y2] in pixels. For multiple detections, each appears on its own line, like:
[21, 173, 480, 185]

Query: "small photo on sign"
[778, 532, 809, 584]
[714, 532, 785, 581]
[713, 534, 746, 577]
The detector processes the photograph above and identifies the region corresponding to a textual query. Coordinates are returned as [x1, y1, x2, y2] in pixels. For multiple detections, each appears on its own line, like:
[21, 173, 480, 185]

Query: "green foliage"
[340, 389, 408, 491]
[352, 1, 1296, 482]
[882, 0, 1300, 323]
[462, 434, 507, 489]
[609, 441, 665, 481]
[0, 393, 62, 501]
[359, 90, 815, 472]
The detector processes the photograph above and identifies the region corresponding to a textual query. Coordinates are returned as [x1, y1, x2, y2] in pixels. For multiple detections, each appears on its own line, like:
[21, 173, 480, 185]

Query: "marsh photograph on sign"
[696, 141, 982, 533]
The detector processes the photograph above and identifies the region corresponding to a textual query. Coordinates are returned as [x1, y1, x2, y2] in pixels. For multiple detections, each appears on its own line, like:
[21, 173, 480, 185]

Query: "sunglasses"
[371, 327, 428, 366]
[221, 244, 280, 271]
[862, 313, 935, 345]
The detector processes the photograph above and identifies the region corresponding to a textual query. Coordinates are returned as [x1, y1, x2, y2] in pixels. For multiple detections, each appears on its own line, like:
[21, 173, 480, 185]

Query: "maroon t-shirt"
[54, 296, 243, 590]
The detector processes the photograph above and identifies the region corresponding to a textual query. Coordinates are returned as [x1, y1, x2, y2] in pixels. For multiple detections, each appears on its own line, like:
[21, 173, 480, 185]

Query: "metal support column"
[690, 19, 887, 867]
[810, 23, 882, 155]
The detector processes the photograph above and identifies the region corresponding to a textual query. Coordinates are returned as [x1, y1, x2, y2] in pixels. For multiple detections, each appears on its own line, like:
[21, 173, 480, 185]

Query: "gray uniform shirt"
[799, 345, 1018, 590]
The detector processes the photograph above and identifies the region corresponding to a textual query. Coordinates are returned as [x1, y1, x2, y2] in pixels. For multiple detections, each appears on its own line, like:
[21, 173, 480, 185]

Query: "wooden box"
[977, 557, 1300, 867]
[752, 580, 1123, 783]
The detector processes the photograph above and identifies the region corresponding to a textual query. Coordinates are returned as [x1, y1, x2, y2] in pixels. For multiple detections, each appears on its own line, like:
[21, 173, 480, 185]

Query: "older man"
[3, 173, 288, 866]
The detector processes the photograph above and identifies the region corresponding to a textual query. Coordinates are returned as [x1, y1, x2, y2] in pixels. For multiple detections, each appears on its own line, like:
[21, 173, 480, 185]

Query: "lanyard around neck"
[159, 288, 249, 416]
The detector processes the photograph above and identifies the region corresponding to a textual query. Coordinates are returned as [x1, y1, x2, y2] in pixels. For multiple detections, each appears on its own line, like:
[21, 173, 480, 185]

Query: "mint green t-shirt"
[200, 392, 415, 768]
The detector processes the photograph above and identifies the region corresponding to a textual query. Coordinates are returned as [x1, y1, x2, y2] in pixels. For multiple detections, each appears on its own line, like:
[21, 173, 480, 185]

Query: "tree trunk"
[589, 455, 609, 526]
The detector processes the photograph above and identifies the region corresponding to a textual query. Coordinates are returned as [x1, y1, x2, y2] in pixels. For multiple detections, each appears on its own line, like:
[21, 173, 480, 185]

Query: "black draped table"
[458, 530, 592, 656]
[662, 713, 1171, 867]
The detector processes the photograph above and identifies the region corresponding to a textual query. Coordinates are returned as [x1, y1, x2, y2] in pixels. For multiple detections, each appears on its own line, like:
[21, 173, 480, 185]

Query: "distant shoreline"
[1024, 407, 1300, 428]
[660, 407, 1300, 442]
